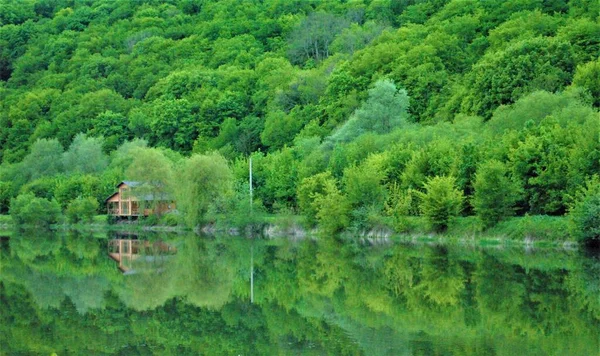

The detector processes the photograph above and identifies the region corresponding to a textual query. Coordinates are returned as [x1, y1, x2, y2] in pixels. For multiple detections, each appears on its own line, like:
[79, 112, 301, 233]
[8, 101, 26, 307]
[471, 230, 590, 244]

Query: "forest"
[0, 0, 598, 242]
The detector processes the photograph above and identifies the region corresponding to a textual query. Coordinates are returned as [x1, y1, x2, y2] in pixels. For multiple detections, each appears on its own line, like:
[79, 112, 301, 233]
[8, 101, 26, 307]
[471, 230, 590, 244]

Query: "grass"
[388, 215, 573, 247]
[1, 210, 575, 246]
[93, 215, 108, 224]
[488, 215, 571, 241]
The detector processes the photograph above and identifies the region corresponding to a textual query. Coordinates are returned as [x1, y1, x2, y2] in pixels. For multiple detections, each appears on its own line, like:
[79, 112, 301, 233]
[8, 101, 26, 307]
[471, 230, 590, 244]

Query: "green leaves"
[417, 176, 464, 232]
[176, 152, 233, 228]
[464, 37, 575, 119]
[330, 79, 409, 143]
[10, 192, 61, 227]
[472, 160, 521, 228]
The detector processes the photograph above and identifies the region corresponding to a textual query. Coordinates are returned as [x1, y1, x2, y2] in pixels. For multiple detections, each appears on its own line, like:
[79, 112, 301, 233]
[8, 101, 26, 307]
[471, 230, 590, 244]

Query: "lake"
[1, 230, 599, 355]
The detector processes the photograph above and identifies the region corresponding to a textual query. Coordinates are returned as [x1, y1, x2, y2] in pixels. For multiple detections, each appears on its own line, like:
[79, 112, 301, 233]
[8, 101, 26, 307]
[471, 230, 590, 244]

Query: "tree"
[288, 11, 349, 64]
[148, 99, 198, 153]
[62, 134, 108, 175]
[343, 153, 387, 209]
[53, 174, 102, 210]
[568, 176, 600, 246]
[10, 193, 61, 227]
[572, 59, 600, 107]
[260, 110, 303, 150]
[464, 37, 575, 119]
[330, 79, 409, 143]
[417, 176, 463, 232]
[65, 196, 99, 223]
[21, 138, 64, 181]
[297, 171, 335, 227]
[313, 179, 350, 236]
[176, 153, 233, 228]
[472, 160, 521, 228]
[125, 147, 174, 216]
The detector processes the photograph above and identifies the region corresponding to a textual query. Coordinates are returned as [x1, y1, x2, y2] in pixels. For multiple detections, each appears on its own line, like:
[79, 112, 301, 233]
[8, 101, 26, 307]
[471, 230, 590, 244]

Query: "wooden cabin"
[105, 181, 175, 218]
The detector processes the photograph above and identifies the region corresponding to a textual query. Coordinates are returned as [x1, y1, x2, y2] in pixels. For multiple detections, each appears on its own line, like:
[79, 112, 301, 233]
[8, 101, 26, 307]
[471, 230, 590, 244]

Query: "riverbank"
[0, 213, 578, 248]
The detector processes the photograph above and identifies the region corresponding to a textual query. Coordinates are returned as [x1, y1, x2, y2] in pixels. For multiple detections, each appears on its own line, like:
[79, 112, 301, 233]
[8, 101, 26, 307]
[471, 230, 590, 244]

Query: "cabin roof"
[105, 192, 119, 202]
[117, 181, 142, 188]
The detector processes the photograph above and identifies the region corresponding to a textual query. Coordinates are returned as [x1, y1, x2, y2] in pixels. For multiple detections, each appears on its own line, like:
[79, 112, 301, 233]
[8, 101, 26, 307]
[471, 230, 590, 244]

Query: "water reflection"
[107, 237, 177, 274]
[1, 231, 599, 355]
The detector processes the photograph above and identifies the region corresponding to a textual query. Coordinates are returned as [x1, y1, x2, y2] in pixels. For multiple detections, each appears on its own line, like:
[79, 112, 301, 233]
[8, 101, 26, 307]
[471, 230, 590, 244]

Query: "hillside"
[1, 0, 598, 239]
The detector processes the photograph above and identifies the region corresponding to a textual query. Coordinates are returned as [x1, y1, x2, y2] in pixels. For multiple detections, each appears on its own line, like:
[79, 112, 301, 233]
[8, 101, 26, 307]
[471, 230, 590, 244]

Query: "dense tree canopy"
[0, 0, 597, 237]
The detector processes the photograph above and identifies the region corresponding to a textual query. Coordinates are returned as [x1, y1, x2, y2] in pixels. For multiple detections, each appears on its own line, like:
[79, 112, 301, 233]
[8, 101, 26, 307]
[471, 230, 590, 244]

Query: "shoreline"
[0, 214, 581, 249]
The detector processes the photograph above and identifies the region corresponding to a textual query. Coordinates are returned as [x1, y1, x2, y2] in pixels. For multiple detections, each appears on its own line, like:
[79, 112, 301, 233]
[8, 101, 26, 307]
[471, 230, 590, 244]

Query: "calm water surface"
[1, 231, 599, 355]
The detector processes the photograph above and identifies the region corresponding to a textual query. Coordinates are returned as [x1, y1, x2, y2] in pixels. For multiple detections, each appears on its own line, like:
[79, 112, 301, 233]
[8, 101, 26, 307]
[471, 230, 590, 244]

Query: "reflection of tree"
[10, 230, 62, 263]
[118, 235, 235, 311]
[2, 232, 599, 355]
[412, 246, 466, 307]
[475, 254, 531, 333]
[4, 231, 116, 313]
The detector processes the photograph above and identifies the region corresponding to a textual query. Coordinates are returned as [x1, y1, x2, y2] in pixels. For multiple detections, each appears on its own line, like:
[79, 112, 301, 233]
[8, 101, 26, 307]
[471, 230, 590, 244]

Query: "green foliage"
[0, 0, 597, 236]
[297, 171, 335, 227]
[472, 160, 521, 228]
[464, 37, 575, 119]
[148, 99, 197, 153]
[385, 183, 419, 232]
[491, 215, 571, 242]
[21, 139, 64, 180]
[9, 192, 61, 227]
[62, 134, 108, 175]
[313, 178, 350, 235]
[330, 79, 409, 143]
[260, 110, 304, 150]
[343, 153, 388, 209]
[572, 59, 600, 107]
[65, 196, 99, 224]
[176, 152, 233, 228]
[288, 11, 349, 64]
[125, 147, 174, 211]
[417, 176, 463, 232]
[20, 176, 58, 200]
[53, 174, 102, 210]
[568, 176, 600, 244]
[261, 147, 299, 208]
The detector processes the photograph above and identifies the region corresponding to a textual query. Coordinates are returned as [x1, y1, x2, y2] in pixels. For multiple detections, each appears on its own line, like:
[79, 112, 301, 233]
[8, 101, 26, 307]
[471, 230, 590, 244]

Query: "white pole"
[249, 157, 253, 214]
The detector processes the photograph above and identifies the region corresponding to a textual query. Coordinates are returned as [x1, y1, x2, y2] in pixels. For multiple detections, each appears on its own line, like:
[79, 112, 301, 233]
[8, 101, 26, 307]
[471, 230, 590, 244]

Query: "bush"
[65, 196, 99, 223]
[570, 192, 600, 245]
[385, 183, 419, 233]
[297, 172, 334, 227]
[417, 176, 463, 232]
[10, 193, 61, 227]
[314, 179, 350, 236]
[142, 214, 160, 226]
[161, 213, 180, 227]
[472, 160, 521, 228]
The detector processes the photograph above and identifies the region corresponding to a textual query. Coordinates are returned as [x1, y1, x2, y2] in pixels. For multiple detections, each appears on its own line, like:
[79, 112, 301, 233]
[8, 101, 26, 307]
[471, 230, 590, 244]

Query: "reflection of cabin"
[105, 181, 175, 218]
[108, 239, 177, 273]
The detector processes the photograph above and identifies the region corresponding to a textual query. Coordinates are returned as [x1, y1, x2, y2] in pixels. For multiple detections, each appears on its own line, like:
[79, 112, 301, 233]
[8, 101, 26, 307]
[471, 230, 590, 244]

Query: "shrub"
[10, 193, 61, 227]
[297, 172, 334, 226]
[417, 176, 463, 232]
[161, 212, 180, 227]
[65, 196, 99, 223]
[569, 176, 600, 245]
[472, 160, 521, 228]
[385, 183, 419, 233]
[314, 179, 350, 236]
